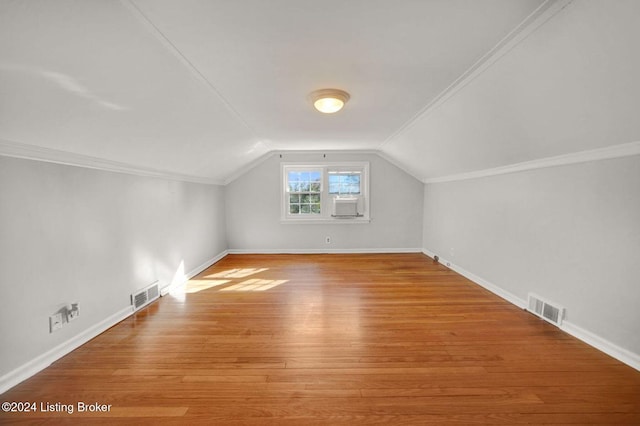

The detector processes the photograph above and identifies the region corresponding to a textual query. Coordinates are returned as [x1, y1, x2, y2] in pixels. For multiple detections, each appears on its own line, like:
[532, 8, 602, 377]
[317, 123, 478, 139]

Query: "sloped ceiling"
[1, 0, 638, 184]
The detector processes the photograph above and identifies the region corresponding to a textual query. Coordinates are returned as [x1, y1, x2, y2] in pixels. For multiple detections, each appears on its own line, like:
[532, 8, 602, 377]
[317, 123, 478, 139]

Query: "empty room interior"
[1, 0, 639, 424]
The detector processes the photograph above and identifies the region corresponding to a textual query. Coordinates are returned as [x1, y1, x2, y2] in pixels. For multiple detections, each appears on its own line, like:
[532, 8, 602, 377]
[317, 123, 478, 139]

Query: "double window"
[281, 162, 369, 222]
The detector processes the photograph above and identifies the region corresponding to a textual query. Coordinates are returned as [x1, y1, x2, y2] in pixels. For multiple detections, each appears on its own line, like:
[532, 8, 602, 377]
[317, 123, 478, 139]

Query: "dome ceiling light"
[309, 88, 350, 114]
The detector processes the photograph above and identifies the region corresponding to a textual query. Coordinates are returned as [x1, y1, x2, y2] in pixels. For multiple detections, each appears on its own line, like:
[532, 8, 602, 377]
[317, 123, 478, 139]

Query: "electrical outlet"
[49, 313, 63, 333]
[325, 236, 331, 244]
[66, 303, 79, 322]
[68, 307, 79, 321]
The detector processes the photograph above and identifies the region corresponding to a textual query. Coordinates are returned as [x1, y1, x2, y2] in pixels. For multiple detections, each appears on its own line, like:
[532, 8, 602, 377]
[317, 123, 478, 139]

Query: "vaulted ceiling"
[1, 1, 638, 184]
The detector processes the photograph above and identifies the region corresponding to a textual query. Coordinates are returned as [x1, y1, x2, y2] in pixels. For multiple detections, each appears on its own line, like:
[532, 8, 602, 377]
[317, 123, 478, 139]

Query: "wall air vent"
[131, 281, 160, 312]
[527, 293, 564, 326]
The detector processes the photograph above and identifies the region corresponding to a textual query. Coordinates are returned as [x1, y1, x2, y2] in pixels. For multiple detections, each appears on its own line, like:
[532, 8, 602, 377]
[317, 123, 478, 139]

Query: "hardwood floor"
[1, 253, 639, 424]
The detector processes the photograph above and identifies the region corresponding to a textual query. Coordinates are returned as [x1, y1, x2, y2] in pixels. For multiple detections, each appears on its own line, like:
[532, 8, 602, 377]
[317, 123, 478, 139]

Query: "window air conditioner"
[332, 197, 359, 217]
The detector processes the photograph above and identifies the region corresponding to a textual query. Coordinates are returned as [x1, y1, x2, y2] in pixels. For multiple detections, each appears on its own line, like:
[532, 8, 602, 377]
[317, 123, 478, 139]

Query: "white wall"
[225, 152, 423, 251]
[0, 156, 227, 382]
[384, 0, 640, 181]
[423, 155, 640, 359]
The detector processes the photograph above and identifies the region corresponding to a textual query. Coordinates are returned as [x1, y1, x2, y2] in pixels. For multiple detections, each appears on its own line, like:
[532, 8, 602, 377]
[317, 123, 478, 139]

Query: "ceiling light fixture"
[309, 88, 350, 114]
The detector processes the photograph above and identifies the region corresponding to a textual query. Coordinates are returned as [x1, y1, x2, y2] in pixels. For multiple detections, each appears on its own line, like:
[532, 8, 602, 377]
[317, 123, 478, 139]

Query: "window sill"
[280, 217, 371, 225]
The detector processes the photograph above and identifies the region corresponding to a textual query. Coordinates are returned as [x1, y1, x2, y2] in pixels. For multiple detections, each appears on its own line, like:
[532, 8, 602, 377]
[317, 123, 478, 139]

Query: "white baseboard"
[422, 249, 526, 309]
[422, 249, 640, 371]
[228, 247, 423, 255]
[0, 306, 134, 395]
[5, 248, 634, 396]
[561, 321, 640, 371]
[1, 251, 232, 395]
[160, 250, 230, 296]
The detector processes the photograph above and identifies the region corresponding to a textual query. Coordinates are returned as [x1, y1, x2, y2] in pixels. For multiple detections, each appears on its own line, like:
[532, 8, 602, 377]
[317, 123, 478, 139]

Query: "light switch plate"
[49, 313, 63, 332]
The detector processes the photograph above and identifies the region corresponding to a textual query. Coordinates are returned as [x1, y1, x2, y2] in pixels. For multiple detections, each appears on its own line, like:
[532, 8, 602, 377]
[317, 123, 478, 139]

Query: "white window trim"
[281, 162, 370, 223]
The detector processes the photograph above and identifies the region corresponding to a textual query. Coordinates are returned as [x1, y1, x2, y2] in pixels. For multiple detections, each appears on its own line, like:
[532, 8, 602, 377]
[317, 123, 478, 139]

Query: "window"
[281, 162, 369, 222]
[328, 171, 361, 195]
[286, 169, 322, 215]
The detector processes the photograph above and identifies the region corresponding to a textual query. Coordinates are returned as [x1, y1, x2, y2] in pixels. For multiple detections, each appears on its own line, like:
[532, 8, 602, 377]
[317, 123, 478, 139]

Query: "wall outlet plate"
[67, 308, 79, 321]
[49, 313, 63, 332]
[67, 304, 80, 322]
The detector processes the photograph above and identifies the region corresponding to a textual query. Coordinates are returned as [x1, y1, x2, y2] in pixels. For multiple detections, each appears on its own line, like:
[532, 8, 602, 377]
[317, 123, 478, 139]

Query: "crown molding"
[374, 150, 425, 183]
[380, 0, 574, 149]
[6, 138, 635, 188]
[222, 151, 276, 185]
[0, 141, 423, 187]
[223, 149, 386, 185]
[272, 149, 381, 156]
[424, 141, 640, 184]
[0, 138, 223, 185]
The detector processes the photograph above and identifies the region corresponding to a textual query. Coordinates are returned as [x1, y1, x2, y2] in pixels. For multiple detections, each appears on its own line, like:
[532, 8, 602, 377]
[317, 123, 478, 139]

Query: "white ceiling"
[1, 0, 638, 183]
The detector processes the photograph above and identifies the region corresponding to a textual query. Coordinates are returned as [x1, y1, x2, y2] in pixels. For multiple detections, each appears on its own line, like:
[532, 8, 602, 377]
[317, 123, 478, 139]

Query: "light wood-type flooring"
[1, 253, 639, 424]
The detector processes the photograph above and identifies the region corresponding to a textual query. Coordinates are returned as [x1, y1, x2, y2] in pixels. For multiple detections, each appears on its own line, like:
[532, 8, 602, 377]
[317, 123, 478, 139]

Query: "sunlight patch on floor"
[170, 280, 231, 300]
[183, 279, 231, 293]
[204, 268, 269, 279]
[220, 278, 288, 292]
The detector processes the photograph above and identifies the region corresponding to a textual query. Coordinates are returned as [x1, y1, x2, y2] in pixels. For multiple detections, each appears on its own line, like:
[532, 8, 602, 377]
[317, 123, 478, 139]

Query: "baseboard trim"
[160, 250, 230, 296]
[5, 249, 634, 396]
[0, 306, 134, 395]
[561, 321, 640, 371]
[422, 249, 640, 371]
[421, 249, 526, 309]
[1, 251, 232, 395]
[228, 248, 423, 255]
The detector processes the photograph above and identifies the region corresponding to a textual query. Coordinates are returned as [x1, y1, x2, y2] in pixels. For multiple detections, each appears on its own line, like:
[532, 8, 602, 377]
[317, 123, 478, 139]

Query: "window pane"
[328, 173, 360, 194]
[347, 184, 360, 194]
[328, 175, 338, 193]
[288, 171, 300, 181]
[348, 175, 360, 193]
[285, 168, 325, 217]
